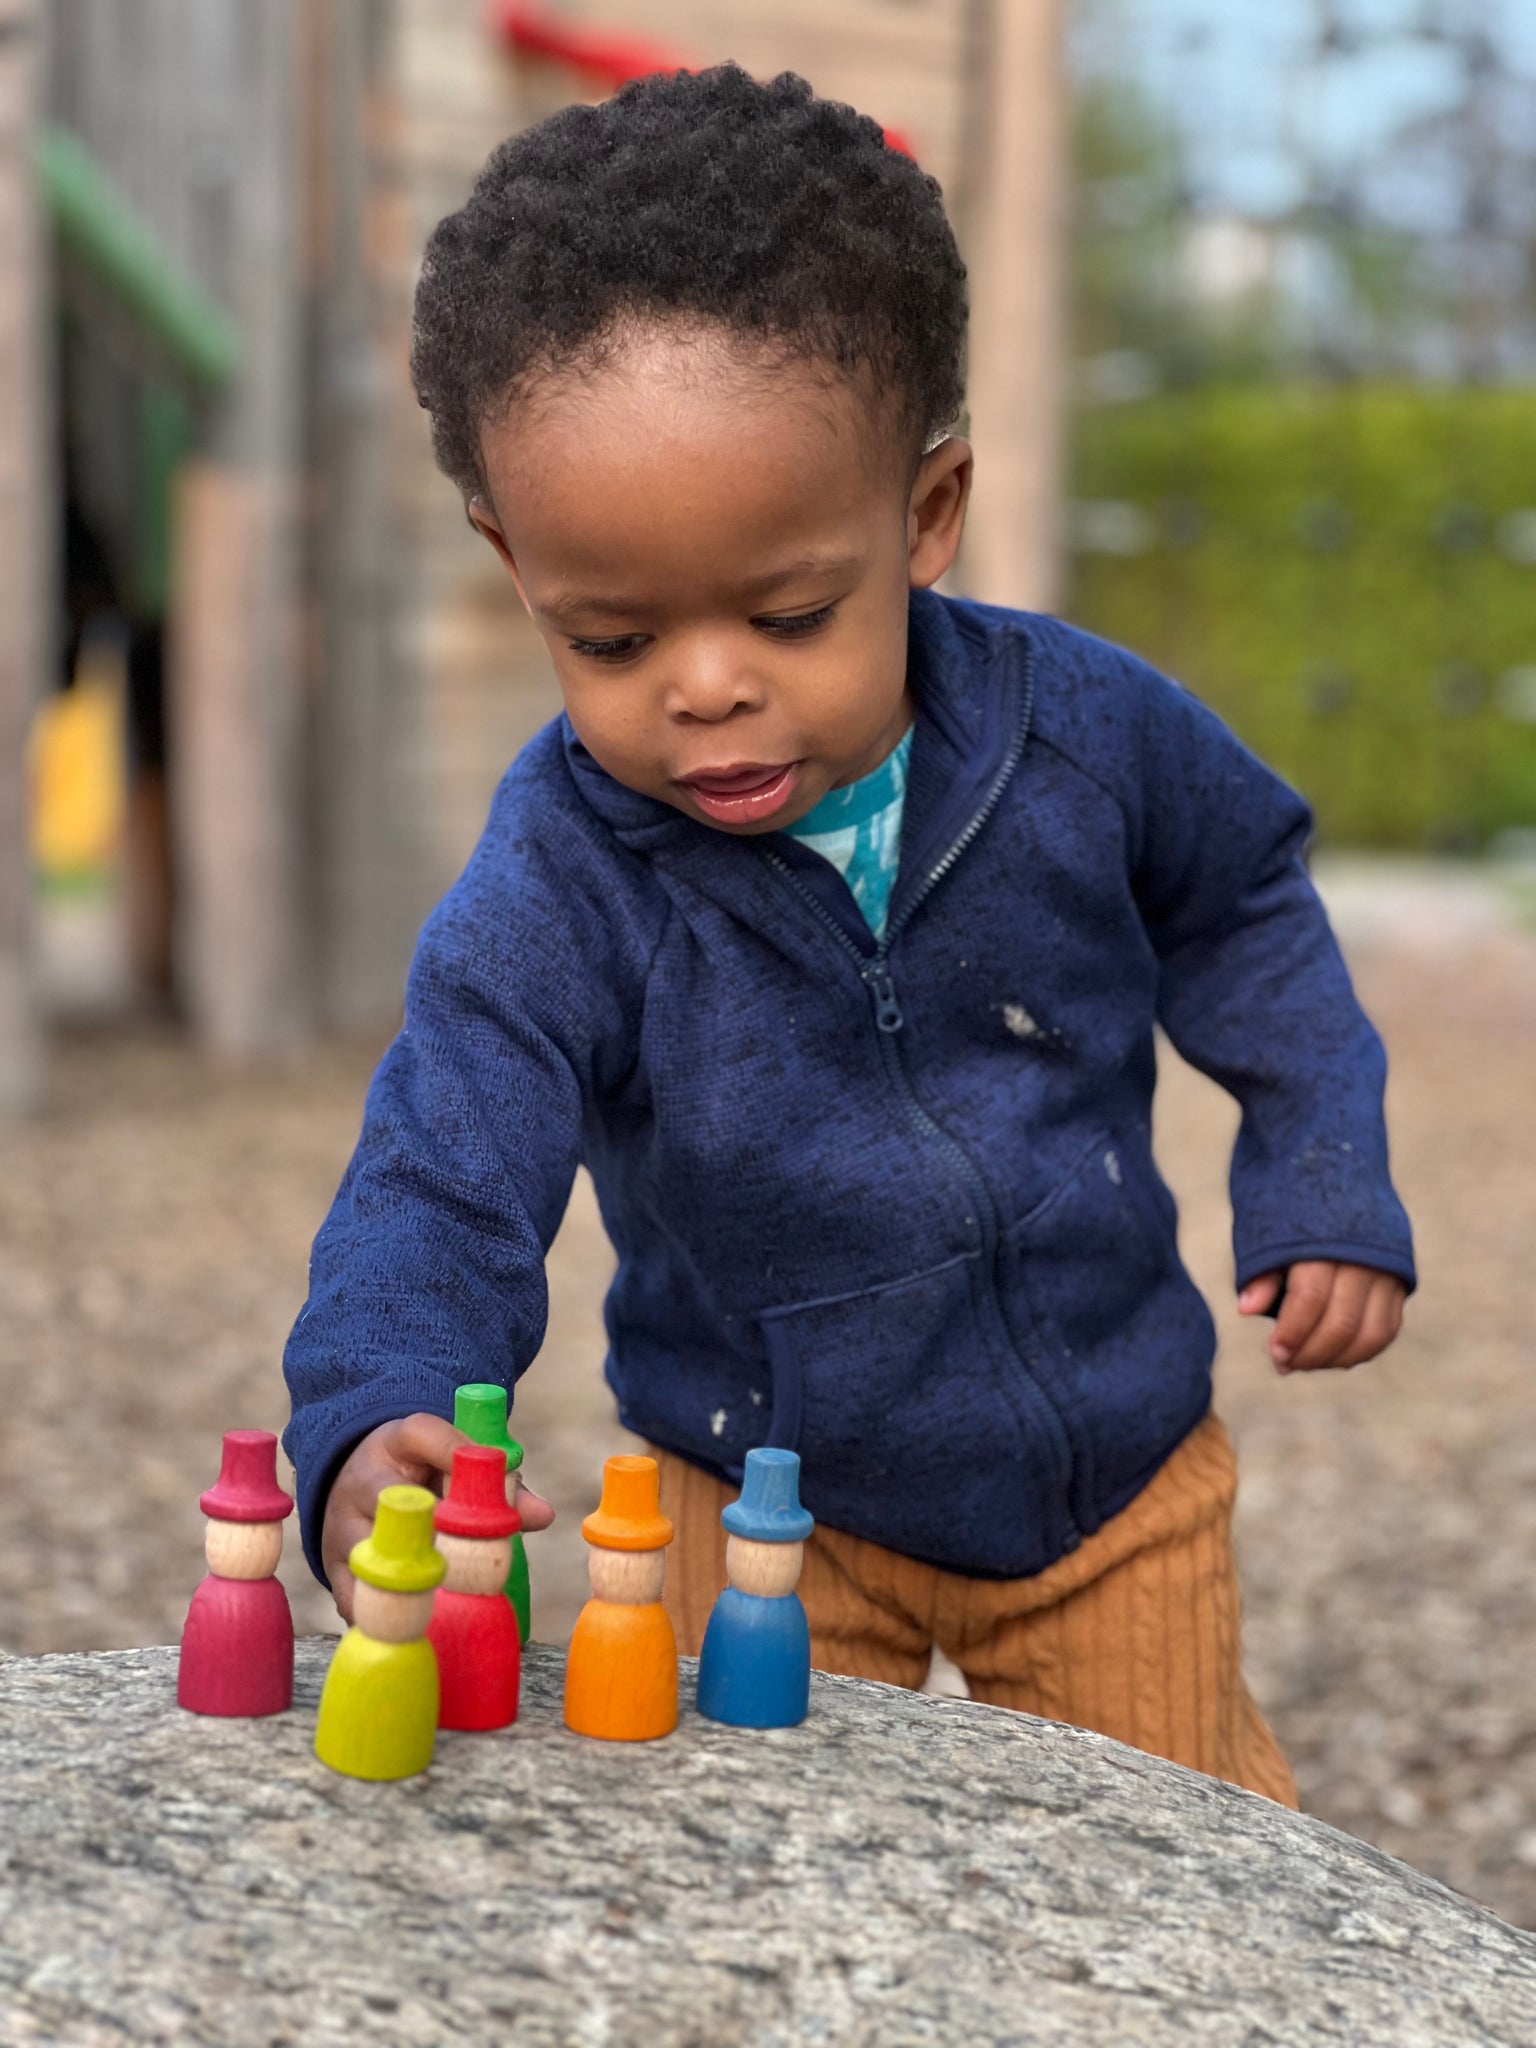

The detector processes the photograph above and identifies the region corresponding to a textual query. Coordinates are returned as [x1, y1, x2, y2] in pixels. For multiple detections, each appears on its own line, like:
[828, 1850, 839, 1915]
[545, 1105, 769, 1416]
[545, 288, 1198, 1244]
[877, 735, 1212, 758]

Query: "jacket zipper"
[759, 649, 1079, 1550]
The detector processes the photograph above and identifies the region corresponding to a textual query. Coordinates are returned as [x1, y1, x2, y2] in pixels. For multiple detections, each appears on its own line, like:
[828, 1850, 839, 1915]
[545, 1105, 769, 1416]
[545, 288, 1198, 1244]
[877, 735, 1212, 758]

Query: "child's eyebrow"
[739, 556, 862, 600]
[539, 591, 651, 624]
[538, 556, 861, 625]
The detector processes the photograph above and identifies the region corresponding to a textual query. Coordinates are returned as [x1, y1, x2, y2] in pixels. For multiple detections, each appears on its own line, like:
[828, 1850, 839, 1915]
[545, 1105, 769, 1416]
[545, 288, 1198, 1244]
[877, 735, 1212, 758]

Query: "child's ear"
[467, 495, 534, 615]
[907, 439, 973, 590]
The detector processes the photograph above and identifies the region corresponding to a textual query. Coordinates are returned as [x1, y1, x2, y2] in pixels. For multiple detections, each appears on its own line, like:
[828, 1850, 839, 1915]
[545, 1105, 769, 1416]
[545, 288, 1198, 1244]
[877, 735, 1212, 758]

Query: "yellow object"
[581, 1454, 674, 1552]
[314, 1629, 439, 1781]
[348, 1484, 446, 1594]
[29, 649, 125, 882]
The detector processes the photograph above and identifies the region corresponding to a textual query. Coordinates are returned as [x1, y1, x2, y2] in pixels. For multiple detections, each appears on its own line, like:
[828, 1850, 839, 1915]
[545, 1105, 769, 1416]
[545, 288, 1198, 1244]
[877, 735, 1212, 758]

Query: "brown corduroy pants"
[655, 1411, 1296, 1805]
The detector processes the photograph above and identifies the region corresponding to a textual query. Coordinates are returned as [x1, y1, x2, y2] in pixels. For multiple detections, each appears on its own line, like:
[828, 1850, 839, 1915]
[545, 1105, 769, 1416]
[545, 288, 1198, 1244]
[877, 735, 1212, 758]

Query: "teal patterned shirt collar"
[781, 726, 913, 939]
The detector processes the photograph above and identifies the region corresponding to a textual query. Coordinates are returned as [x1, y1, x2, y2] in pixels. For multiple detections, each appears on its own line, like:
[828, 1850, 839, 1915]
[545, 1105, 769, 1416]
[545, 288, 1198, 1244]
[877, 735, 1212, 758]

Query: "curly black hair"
[411, 64, 968, 499]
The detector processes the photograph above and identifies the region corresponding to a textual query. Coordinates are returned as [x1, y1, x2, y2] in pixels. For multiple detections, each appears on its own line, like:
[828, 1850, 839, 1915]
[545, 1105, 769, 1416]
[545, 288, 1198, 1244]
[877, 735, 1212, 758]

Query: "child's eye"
[567, 634, 651, 663]
[753, 604, 838, 639]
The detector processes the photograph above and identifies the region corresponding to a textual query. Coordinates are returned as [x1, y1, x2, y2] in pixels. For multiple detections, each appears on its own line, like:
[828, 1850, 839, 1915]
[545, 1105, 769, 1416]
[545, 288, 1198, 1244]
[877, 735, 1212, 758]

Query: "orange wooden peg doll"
[564, 1454, 677, 1741]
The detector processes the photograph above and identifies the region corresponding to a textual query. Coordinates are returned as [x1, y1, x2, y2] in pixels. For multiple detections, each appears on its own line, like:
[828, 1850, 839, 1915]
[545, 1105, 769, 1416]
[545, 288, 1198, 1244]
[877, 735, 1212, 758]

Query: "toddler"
[284, 67, 1414, 1802]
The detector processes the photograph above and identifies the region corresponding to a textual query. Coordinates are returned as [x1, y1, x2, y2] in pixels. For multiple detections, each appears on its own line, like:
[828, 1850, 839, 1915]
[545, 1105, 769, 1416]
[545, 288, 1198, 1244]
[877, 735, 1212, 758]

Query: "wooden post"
[959, 0, 1068, 612]
[303, 0, 414, 1032]
[171, 460, 301, 1056]
[169, 0, 308, 1055]
[0, 0, 48, 1111]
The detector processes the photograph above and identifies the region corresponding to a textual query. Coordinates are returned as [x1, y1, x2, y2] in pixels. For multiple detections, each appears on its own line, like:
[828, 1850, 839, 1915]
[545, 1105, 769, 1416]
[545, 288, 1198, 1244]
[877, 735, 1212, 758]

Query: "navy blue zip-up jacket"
[283, 592, 1415, 1585]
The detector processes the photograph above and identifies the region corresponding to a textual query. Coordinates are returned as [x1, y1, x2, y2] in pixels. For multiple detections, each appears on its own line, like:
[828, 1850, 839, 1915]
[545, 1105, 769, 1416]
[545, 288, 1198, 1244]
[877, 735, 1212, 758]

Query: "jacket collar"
[562, 590, 1029, 942]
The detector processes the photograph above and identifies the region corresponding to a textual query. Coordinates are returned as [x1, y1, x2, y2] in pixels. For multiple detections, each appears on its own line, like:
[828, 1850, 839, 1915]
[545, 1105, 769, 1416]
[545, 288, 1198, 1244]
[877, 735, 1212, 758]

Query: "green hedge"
[1066, 385, 1536, 848]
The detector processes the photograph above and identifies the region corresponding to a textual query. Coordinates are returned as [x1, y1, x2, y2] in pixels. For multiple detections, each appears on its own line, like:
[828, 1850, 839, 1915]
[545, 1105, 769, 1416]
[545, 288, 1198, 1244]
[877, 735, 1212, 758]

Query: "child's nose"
[663, 639, 767, 723]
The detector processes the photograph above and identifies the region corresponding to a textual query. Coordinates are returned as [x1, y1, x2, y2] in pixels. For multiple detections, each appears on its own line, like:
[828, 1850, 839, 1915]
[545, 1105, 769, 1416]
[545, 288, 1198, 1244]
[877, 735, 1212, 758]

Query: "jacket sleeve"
[281, 779, 648, 1583]
[1124, 656, 1416, 1297]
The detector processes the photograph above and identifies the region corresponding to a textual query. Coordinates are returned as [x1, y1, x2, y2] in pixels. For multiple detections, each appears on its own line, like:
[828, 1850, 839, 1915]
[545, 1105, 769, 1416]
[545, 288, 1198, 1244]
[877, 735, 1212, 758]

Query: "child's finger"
[1335, 1274, 1405, 1369]
[1282, 1263, 1373, 1371]
[513, 1474, 557, 1532]
[1238, 1272, 1282, 1316]
[386, 1414, 548, 1515]
[321, 1500, 374, 1620]
[1269, 1261, 1336, 1367]
[1376, 1273, 1406, 1345]
[382, 1411, 469, 1493]
[328, 1555, 358, 1626]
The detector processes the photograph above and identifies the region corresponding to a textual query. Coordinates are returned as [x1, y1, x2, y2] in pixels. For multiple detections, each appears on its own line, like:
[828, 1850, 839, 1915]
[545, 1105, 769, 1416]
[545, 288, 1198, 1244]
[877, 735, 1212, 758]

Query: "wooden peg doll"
[453, 1382, 532, 1643]
[427, 1443, 522, 1731]
[564, 1455, 678, 1741]
[697, 1447, 814, 1729]
[314, 1485, 445, 1781]
[178, 1429, 295, 1717]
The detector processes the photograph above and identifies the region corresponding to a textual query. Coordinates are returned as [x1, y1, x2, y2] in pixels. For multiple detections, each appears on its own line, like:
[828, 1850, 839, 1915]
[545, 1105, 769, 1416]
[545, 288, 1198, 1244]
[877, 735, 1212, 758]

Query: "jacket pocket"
[760, 1251, 1067, 1573]
[1003, 1133, 1215, 1523]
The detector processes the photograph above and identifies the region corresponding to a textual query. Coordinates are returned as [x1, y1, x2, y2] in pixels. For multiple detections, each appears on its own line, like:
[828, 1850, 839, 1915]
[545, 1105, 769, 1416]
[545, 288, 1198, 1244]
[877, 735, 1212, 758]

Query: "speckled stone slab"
[1, 1639, 1533, 2046]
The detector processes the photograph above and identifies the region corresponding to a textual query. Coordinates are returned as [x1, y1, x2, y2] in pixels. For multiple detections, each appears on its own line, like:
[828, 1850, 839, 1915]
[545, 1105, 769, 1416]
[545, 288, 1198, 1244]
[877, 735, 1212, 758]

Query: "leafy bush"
[1066, 385, 1536, 848]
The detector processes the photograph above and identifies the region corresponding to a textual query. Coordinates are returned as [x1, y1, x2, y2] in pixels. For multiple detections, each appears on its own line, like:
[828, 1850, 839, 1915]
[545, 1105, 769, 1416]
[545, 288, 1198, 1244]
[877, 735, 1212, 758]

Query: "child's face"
[470, 326, 971, 832]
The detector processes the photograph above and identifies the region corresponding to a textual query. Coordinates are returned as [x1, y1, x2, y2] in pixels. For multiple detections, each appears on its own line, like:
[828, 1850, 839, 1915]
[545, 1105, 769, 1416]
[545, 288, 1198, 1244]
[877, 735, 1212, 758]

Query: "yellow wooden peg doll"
[314, 1484, 445, 1781]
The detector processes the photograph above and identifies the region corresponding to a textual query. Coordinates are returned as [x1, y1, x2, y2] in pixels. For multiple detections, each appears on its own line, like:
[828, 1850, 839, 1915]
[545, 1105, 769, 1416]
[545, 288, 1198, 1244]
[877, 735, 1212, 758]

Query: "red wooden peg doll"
[426, 1442, 522, 1731]
[178, 1429, 295, 1717]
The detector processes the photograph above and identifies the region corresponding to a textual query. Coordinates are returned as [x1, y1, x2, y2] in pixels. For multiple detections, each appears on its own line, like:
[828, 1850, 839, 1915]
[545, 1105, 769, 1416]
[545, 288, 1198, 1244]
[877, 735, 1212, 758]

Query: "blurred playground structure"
[1, 0, 1062, 1105]
[3, 0, 1535, 1112]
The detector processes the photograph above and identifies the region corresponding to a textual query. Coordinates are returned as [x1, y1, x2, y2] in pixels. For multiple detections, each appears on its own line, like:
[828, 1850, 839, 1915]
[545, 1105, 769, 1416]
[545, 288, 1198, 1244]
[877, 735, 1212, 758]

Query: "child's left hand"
[1238, 1261, 1406, 1374]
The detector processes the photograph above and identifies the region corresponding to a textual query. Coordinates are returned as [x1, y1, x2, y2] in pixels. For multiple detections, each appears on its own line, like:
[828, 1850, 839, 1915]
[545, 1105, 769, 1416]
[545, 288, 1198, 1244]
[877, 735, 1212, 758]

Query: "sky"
[1072, 0, 1536, 229]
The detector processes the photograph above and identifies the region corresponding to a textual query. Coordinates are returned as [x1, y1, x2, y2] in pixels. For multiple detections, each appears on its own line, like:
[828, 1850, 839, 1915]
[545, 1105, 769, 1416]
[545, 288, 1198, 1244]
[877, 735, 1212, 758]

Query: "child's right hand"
[321, 1412, 554, 1624]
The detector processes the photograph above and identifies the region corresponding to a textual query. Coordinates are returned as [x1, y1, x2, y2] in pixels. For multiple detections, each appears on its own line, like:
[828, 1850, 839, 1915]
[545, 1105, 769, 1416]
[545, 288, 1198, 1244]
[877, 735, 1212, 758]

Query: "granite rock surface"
[1, 1639, 1534, 2047]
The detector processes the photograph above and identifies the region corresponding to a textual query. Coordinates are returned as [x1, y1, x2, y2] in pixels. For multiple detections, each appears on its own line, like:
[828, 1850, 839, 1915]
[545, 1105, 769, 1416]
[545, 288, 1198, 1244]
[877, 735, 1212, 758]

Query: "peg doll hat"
[722, 1447, 814, 1543]
[453, 1382, 525, 1473]
[199, 1430, 295, 1523]
[435, 1443, 521, 1540]
[349, 1485, 447, 1594]
[581, 1455, 674, 1551]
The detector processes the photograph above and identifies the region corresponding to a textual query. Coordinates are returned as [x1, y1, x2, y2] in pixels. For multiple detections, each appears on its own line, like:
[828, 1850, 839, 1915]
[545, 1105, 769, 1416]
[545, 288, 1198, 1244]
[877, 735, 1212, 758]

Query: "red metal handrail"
[490, 2, 913, 156]
[492, 1, 690, 92]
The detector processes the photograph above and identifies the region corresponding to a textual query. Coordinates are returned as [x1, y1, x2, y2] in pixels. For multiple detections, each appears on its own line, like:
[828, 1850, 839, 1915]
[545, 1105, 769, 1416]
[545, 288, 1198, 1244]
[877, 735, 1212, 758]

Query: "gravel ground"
[1, 862, 1532, 1928]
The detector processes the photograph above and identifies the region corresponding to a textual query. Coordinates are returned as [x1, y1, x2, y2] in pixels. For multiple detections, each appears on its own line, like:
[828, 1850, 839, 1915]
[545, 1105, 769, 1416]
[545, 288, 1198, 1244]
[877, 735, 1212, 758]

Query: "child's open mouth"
[681, 761, 801, 825]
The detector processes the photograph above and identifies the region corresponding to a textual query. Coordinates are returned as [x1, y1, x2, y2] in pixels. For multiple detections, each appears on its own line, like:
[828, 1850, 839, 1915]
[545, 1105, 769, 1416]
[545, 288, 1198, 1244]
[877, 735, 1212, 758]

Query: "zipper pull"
[863, 963, 904, 1033]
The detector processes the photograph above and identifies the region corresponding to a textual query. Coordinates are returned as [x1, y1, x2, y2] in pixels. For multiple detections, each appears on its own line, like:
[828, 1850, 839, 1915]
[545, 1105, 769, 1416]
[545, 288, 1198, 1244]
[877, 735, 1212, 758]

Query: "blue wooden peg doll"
[696, 1447, 814, 1728]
